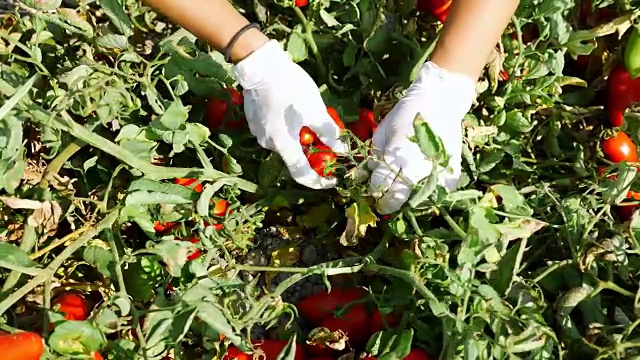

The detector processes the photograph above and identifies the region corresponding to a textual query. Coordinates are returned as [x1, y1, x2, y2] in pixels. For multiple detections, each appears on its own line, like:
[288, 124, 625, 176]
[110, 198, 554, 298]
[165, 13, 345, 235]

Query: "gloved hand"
[368, 62, 477, 214]
[233, 40, 347, 189]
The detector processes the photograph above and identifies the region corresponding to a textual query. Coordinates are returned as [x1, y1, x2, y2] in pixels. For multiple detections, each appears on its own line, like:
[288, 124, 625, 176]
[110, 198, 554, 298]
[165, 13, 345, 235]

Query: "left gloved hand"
[367, 62, 477, 214]
[234, 40, 347, 190]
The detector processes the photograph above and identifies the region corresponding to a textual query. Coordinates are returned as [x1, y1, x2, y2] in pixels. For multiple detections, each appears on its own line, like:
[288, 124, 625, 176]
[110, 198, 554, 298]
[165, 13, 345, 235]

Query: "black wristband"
[224, 22, 261, 63]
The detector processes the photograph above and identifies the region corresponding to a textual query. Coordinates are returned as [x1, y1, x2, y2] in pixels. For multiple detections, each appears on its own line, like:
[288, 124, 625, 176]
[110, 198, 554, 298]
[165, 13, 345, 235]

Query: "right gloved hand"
[367, 62, 477, 214]
[233, 40, 347, 189]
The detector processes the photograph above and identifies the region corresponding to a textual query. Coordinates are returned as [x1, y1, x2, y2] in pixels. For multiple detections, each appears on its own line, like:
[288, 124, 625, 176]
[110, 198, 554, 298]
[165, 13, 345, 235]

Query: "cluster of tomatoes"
[598, 25, 640, 220]
[154, 178, 230, 261]
[1, 293, 102, 360]
[224, 287, 430, 360]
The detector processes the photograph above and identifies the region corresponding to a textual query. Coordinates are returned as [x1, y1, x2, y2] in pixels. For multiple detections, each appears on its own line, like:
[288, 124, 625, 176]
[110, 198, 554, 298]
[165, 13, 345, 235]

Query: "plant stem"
[364, 264, 439, 303]
[440, 207, 467, 239]
[293, 6, 328, 83]
[532, 259, 573, 283]
[0, 210, 118, 316]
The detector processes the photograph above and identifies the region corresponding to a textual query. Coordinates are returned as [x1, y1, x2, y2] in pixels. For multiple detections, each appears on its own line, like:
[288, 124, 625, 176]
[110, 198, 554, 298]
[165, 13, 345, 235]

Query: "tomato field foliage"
[3, 0, 640, 359]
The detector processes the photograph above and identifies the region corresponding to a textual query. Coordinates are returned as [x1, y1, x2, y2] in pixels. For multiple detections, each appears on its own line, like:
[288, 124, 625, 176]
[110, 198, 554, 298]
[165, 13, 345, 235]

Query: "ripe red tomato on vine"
[206, 88, 246, 131]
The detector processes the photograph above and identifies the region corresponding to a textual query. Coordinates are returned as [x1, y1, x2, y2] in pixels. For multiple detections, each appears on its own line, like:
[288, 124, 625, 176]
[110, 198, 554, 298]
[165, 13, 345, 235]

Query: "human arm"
[143, 0, 268, 63]
[369, 0, 520, 214]
[143, 0, 346, 189]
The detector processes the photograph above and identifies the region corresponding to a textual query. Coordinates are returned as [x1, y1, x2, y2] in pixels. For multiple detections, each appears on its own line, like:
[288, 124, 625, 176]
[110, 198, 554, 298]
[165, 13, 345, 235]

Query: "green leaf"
[287, 29, 308, 62]
[366, 329, 413, 359]
[319, 9, 340, 27]
[276, 335, 299, 360]
[98, 0, 134, 36]
[49, 321, 107, 355]
[150, 240, 191, 277]
[0, 242, 38, 268]
[123, 256, 165, 302]
[83, 240, 116, 278]
[157, 101, 189, 131]
[22, 0, 62, 10]
[412, 113, 445, 161]
[491, 184, 532, 216]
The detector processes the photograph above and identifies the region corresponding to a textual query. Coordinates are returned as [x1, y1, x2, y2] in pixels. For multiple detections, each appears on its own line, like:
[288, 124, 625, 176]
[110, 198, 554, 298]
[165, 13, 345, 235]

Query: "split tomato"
[206, 88, 246, 131]
[297, 287, 368, 326]
[0, 332, 45, 360]
[224, 340, 306, 360]
[602, 131, 639, 164]
[174, 178, 203, 193]
[53, 293, 89, 321]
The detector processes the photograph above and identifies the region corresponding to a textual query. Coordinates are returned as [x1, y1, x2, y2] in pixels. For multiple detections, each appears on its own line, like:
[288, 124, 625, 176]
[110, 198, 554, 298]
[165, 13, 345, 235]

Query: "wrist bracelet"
[224, 22, 261, 63]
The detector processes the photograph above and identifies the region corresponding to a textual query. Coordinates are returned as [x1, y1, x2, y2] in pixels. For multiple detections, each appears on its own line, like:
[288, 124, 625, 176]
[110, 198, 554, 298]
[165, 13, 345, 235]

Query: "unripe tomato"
[602, 131, 639, 164]
[174, 178, 203, 193]
[206, 88, 246, 131]
[625, 26, 640, 79]
[53, 293, 89, 321]
[305, 144, 337, 177]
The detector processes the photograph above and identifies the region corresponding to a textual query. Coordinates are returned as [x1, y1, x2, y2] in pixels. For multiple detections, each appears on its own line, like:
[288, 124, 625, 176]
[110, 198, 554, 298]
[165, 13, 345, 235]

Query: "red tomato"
[174, 178, 203, 193]
[318, 303, 370, 348]
[416, 0, 451, 22]
[154, 221, 175, 233]
[349, 108, 377, 142]
[213, 199, 230, 217]
[295, 0, 308, 7]
[300, 126, 320, 146]
[0, 332, 44, 360]
[310, 358, 335, 360]
[602, 131, 639, 164]
[225, 340, 305, 360]
[92, 352, 104, 360]
[206, 88, 246, 131]
[327, 106, 345, 129]
[305, 144, 337, 177]
[53, 293, 89, 321]
[297, 287, 368, 325]
[186, 236, 202, 261]
[370, 308, 400, 333]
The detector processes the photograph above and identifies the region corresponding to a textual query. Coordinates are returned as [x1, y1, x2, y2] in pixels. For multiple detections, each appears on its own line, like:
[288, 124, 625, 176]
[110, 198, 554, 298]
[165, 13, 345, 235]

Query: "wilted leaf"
[265, 245, 300, 287]
[307, 327, 348, 351]
[340, 200, 377, 247]
[27, 200, 62, 236]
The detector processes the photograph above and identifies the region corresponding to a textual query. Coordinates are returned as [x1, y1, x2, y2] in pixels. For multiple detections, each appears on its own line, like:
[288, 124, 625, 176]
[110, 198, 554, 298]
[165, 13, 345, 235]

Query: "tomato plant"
[4, 0, 640, 359]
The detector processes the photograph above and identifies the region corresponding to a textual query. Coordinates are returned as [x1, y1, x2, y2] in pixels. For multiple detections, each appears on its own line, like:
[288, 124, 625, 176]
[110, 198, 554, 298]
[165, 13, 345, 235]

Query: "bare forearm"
[431, 0, 519, 81]
[143, 0, 268, 63]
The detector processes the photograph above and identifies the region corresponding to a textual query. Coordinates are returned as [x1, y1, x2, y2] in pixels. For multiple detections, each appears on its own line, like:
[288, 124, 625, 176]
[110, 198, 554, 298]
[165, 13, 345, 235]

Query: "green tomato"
[624, 26, 640, 79]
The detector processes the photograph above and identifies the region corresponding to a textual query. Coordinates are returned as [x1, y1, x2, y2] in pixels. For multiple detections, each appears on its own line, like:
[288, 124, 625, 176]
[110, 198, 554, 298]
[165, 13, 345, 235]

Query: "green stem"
[293, 6, 328, 83]
[0, 211, 119, 316]
[532, 260, 573, 283]
[0, 261, 45, 276]
[364, 264, 439, 303]
[440, 207, 467, 239]
[23, 102, 258, 192]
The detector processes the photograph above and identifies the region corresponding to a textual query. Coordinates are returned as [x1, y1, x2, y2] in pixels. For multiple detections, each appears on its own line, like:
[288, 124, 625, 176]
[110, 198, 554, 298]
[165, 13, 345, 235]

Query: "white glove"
[368, 62, 476, 214]
[233, 40, 347, 189]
